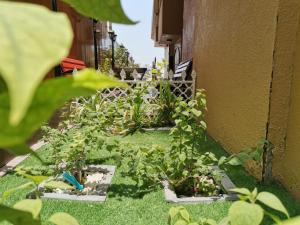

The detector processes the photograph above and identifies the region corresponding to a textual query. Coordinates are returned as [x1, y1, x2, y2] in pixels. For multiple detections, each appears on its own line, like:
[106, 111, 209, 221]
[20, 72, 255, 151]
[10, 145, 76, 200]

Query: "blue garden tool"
[62, 171, 84, 191]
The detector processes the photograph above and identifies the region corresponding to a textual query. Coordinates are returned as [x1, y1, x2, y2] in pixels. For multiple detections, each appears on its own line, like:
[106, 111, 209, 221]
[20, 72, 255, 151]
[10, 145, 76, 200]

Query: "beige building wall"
[193, 0, 279, 177]
[192, 0, 300, 198]
[277, 12, 300, 199]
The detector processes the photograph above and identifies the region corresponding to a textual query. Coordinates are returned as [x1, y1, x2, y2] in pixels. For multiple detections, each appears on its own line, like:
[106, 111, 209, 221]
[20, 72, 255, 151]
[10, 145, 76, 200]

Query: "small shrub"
[168, 188, 293, 225]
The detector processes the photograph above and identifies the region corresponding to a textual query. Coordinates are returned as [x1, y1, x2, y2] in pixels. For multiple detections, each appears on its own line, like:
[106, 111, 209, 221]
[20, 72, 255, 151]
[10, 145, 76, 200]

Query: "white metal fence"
[97, 68, 197, 102]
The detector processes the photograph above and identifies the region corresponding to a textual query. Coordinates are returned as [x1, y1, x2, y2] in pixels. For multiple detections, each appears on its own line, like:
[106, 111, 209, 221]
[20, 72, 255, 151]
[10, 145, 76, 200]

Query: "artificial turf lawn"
[1, 131, 300, 225]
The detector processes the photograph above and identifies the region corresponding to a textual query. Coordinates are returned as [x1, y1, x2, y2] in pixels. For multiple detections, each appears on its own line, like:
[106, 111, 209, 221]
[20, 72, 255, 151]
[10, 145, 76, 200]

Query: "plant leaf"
[0, 204, 40, 225]
[230, 188, 252, 196]
[229, 201, 264, 225]
[2, 182, 35, 200]
[179, 208, 190, 222]
[191, 108, 202, 117]
[0, 69, 126, 154]
[227, 157, 242, 166]
[218, 156, 227, 166]
[281, 216, 300, 225]
[0, 1, 73, 125]
[13, 199, 42, 219]
[62, 0, 136, 24]
[48, 212, 79, 225]
[218, 217, 230, 225]
[174, 220, 188, 225]
[257, 192, 289, 218]
[169, 207, 180, 220]
[15, 168, 49, 184]
[44, 181, 74, 190]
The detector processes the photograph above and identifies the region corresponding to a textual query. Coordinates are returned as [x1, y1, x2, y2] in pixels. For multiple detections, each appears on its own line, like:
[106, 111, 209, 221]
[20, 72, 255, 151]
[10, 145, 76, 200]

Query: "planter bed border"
[143, 127, 172, 131]
[163, 167, 238, 204]
[28, 165, 115, 203]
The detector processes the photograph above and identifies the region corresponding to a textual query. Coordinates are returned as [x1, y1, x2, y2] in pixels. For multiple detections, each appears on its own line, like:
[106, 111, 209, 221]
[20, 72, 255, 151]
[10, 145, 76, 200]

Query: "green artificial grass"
[1, 131, 300, 225]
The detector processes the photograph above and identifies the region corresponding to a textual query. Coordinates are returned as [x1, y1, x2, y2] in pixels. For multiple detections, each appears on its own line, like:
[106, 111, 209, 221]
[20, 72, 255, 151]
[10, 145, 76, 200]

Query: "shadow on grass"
[108, 183, 159, 199]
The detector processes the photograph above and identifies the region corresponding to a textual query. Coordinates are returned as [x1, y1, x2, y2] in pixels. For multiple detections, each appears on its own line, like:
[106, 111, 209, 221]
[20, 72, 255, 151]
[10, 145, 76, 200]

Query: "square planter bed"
[163, 167, 238, 204]
[28, 165, 115, 203]
[143, 127, 172, 131]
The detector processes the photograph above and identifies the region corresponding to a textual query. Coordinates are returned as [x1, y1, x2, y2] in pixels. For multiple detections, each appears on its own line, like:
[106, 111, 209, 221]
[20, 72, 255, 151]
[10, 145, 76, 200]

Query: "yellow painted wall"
[193, 0, 279, 177]
[276, 16, 300, 199]
[265, 0, 300, 197]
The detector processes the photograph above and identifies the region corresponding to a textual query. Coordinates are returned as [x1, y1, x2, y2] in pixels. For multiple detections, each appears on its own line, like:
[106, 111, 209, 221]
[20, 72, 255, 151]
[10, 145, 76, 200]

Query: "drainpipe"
[93, 19, 99, 70]
[51, 0, 58, 11]
[51, 0, 61, 77]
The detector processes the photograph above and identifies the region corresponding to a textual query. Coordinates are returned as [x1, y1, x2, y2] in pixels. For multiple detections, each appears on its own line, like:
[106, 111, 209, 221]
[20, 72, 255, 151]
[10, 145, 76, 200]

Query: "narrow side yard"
[1, 131, 300, 225]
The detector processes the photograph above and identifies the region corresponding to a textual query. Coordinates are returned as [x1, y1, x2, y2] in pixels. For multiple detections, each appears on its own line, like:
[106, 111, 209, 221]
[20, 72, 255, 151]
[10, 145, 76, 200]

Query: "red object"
[61, 58, 86, 73]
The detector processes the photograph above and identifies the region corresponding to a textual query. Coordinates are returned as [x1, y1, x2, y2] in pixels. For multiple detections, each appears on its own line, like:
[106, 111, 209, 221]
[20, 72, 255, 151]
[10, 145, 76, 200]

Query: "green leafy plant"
[0, 69, 126, 156]
[123, 84, 149, 134]
[0, 0, 134, 223]
[168, 188, 295, 225]
[116, 90, 263, 197]
[41, 125, 111, 179]
[0, 175, 78, 225]
[70, 82, 163, 136]
[155, 81, 176, 126]
[0, 1, 73, 125]
[122, 144, 166, 190]
[168, 206, 218, 225]
[61, 0, 136, 24]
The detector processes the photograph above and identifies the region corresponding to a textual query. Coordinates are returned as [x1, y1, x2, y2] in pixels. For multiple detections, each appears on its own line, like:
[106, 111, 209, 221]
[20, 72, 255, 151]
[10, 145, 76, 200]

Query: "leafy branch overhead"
[168, 188, 298, 225]
[0, 0, 135, 127]
[62, 0, 137, 24]
[0, 69, 127, 155]
[0, 1, 73, 125]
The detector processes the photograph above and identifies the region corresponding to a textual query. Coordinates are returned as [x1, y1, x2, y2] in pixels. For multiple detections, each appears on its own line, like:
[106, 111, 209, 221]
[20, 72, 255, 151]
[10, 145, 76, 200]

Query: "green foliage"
[166, 90, 217, 196]
[0, 0, 135, 223]
[99, 49, 112, 73]
[41, 125, 109, 177]
[168, 206, 217, 225]
[15, 167, 49, 185]
[156, 81, 176, 126]
[257, 191, 289, 218]
[123, 84, 149, 134]
[120, 144, 165, 190]
[281, 216, 300, 225]
[48, 212, 80, 225]
[0, 69, 126, 155]
[1, 184, 78, 225]
[228, 187, 290, 225]
[62, 0, 136, 24]
[68, 82, 165, 136]
[1, 182, 35, 201]
[151, 60, 168, 80]
[229, 201, 263, 225]
[115, 45, 139, 69]
[0, 1, 73, 125]
[0, 203, 41, 225]
[16, 165, 55, 176]
[14, 199, 42, 219]
[44, 181, 74, 190]
[168, 188, 292, 225]
[116, 90, 263, 197]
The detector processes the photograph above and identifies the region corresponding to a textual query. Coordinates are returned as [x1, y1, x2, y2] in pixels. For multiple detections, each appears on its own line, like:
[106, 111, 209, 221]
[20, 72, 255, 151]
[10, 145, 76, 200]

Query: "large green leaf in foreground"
[48, 212, 80, 225]
[281, 216, 300, 225]
[62, 0, 136, 24]
[0, 204, 40, 225]
[229, 201, 263, 225]
[0, 69, 126, 154]
[0, 1, 73, 125]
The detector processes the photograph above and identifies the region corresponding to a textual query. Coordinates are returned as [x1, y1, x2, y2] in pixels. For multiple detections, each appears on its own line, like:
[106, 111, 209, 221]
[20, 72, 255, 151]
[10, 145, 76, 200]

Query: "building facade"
[152, 0, 300, 199]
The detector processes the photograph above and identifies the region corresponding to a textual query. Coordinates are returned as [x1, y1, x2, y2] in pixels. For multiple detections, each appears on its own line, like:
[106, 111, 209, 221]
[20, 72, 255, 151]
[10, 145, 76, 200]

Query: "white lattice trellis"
[97, 69, 197, 102]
